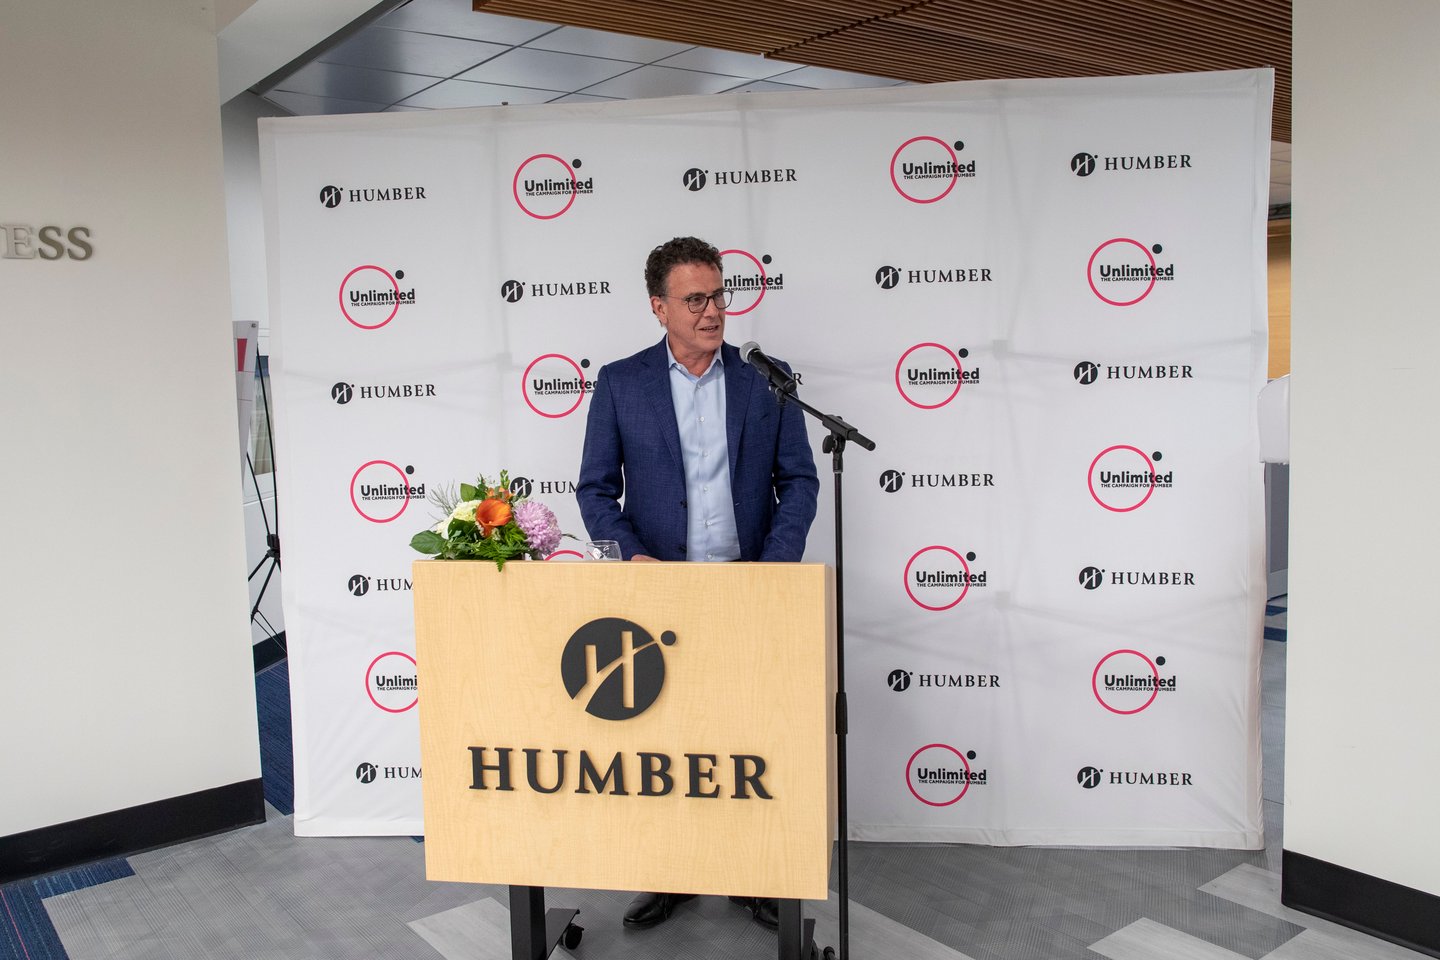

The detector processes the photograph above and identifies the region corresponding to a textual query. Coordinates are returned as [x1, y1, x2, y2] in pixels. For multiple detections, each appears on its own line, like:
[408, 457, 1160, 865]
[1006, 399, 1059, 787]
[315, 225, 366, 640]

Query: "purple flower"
[513, 499, 563, 556]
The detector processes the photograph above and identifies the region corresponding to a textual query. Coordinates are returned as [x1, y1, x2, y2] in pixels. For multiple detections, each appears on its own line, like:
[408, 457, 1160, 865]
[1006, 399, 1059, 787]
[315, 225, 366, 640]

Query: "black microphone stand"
[247, 355, 284, 651]
[768, 378, 875, 960]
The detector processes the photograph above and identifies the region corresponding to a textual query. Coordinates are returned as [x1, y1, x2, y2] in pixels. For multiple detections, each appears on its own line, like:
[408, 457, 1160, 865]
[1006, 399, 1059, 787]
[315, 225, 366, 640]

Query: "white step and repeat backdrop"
[262, 68, 1272, 845]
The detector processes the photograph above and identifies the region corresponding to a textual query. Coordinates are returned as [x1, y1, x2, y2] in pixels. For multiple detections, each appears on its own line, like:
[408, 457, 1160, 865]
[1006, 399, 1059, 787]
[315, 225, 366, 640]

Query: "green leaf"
[410, 531, 445, 555]
[459, 482, 479, 502]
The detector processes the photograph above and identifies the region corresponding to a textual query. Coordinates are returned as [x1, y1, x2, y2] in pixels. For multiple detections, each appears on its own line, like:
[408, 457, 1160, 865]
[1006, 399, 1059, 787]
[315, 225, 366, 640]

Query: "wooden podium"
[412, 560, 836, 959]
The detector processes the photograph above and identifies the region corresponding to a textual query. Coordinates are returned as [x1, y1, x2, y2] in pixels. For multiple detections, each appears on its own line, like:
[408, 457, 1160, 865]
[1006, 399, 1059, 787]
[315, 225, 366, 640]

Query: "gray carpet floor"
[24, 605, 1437, 960]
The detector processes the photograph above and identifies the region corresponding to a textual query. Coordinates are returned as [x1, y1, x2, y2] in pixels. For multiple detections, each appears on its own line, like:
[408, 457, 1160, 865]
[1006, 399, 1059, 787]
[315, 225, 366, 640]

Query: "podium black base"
[507, 886, 581, 960]
[509, 887, 828, 960]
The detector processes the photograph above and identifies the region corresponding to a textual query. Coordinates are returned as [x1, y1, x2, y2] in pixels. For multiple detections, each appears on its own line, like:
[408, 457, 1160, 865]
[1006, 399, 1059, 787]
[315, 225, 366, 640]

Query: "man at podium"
[576, 235, 820, 927]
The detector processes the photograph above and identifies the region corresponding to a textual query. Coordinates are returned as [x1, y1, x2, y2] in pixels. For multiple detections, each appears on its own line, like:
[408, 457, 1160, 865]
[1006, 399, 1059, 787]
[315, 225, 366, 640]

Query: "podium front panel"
[412, 560, 835, 900]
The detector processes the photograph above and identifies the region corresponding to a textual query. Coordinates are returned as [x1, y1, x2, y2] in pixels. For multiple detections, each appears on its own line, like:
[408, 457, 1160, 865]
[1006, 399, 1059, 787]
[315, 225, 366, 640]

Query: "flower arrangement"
[410, 470, 570, 568]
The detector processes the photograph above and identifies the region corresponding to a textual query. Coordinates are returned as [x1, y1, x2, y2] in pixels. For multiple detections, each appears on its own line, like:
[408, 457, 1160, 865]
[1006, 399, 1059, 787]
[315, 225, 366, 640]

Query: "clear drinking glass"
[585, 540, 622, 561]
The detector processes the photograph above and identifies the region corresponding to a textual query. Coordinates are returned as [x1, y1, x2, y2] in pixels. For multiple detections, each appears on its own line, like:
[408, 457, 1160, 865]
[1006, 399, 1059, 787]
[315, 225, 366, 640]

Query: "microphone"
[739, 341, 798, 395]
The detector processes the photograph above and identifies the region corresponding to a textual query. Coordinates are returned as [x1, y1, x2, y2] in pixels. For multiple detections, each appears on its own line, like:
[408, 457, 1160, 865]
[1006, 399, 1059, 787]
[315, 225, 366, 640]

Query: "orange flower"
[475, 498, 512, 536]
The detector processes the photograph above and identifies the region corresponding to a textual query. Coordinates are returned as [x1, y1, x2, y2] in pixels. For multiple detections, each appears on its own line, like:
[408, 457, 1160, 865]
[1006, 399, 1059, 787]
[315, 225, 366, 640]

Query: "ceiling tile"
[378, 1, 557, 45]
[320, 27, 510, 78]
[547, 92, 623, 104]
[765, 64, 902, 89]
[275, 61, 438, 105]
[265, 90, 393, 116]
[525, 25, 692, 63]
[398, 78, 559, 109]
[581, 64, 746, 99]
[721, 79, 817, 94]
[655, 46, 801, 80]
[457, 47, 632, 90]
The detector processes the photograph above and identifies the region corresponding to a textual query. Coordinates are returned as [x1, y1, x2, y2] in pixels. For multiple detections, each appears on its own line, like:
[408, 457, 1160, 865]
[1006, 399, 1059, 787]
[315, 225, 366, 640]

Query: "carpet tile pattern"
[5, 632, 1433, 960]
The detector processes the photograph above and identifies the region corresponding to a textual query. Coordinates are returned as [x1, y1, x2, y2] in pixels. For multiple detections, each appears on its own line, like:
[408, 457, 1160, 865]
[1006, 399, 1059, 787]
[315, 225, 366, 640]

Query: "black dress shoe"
[727, 895, 780, 931]
[623, 891, 695, 929]
[751, 896, 779, 930]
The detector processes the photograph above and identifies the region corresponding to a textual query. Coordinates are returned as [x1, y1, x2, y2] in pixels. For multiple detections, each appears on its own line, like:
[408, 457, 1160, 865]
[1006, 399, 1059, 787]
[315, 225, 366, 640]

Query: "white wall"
[0, 0, 260, 834]
[1288, 0, 1440, 896]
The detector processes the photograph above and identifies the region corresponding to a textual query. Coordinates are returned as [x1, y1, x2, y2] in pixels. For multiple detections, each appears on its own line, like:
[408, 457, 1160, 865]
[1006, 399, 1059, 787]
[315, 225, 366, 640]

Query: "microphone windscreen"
[739, 340, 760, 363]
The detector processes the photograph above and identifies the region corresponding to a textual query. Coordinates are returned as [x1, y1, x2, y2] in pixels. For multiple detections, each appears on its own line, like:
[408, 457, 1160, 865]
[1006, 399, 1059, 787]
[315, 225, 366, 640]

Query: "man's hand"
[630, 554, 660, 562]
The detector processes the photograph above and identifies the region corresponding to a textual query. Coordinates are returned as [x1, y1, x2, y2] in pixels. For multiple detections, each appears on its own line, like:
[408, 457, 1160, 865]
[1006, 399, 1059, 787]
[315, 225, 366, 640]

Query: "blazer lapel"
[642, 338, 684, 472]
[723, 343, 752, 483]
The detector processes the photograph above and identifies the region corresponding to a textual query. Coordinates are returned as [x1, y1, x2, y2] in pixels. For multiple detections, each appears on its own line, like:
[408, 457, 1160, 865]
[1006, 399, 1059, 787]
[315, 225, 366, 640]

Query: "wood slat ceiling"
[474, 0, 1290, 141]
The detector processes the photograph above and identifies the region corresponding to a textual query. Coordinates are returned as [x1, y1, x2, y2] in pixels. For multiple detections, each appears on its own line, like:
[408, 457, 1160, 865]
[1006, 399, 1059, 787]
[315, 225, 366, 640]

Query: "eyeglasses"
[664, 289, 734, 314]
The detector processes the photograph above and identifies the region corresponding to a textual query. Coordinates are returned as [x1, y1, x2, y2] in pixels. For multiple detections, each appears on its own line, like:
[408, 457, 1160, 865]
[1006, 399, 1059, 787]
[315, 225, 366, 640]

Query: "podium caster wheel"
[561, 923, 583, 950]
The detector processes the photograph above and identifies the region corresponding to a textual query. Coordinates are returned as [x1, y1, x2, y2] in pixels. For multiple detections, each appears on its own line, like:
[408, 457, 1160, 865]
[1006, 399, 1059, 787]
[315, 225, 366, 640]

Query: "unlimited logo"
[522, 354, 593, 419]
[895, 343, 975, 409]
[905, 743, 987, 805]
[1092, 649, 1176, 714]
[366, 651, 418, 713]
[349, 460, 423, 523]
[720, 248, 781, 315]
[1086, 239, 1174, 306]
[338, 265, 414, 329]
[903, 546, 985, 611]
[1087, 445, 1171, 512]
[889, 136, 975, 203]
[512, 154, 592, 220]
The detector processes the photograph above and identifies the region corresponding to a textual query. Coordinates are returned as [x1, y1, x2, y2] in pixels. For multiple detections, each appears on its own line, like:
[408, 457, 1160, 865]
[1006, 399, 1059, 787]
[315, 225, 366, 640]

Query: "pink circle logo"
[1087, 445, 1164, 512]
[903, 545, 975, 611]
[905, 743, 974, 806]
[512, 154, 583, 220]
[1091, 649, 1166, 715]
[895, 342, 965, 408]
[349, 460, 416, 523]
[339, 265, 406, 329]
[1087, 238, 1158, 306]
[521, 354, 589, 418]
[545, 549, 586, 561]
[889, 136, 967, 203]
[720, 248, 769, 315]
[366, 651, 418, 713]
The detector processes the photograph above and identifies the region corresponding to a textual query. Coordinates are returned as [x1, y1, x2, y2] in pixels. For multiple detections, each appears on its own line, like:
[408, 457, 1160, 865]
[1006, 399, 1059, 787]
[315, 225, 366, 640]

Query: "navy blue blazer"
[577, 338, 819, 561]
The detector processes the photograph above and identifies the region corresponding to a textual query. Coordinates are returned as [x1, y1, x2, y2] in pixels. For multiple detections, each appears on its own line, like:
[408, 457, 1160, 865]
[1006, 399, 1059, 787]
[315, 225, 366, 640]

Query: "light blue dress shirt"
[666, 341, 740, 562]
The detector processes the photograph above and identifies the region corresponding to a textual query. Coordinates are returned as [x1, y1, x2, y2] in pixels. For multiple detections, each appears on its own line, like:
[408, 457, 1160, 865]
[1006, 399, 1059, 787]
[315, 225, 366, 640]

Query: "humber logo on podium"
[561, 618, 676, 720]
[466, 617, 773, 799]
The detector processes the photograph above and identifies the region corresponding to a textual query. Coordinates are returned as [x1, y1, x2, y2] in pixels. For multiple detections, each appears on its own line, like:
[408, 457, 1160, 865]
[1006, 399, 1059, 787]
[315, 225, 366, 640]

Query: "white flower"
[450, 500, 480, 522]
